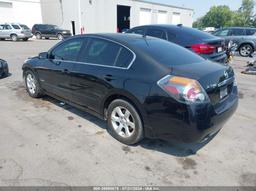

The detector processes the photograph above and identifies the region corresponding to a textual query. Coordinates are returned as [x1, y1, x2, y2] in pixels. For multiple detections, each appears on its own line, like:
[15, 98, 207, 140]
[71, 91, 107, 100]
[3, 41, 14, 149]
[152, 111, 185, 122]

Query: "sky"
[146, 0, 242, 20]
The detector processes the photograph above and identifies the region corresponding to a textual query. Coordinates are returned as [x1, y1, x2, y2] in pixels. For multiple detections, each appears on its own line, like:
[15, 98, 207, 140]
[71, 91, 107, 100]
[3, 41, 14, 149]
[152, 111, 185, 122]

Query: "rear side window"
[51, 38, 83, 61]
[12, 25, 20, 29]
[115, 48, 134, 68]
[134, 38, 205, 66]
[83, 38, 121, 67]
[246, 29, 256, 35]
[146, 29, 167, 40]
[230, 29, 245, 36]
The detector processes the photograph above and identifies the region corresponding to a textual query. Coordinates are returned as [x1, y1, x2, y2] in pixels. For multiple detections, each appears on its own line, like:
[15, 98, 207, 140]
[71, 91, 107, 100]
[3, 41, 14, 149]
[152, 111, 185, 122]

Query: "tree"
[193, 6, 233, 28]
[192, 0, 256, 28]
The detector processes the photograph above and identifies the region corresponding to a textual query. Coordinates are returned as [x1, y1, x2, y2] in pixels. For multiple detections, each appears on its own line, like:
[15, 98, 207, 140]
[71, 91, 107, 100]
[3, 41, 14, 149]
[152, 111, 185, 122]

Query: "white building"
[40, 0, 193, 35]
[0, 0, 42, 28]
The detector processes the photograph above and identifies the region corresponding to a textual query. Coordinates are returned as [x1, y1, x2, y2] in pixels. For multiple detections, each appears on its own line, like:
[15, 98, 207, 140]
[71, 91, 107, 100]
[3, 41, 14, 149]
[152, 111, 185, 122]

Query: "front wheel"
[23, 38, 28, 41]
[57, 34, 64, 40]
[11, 34, 18, 42]
[24, 70, 43, 98]
[107, 99, 144, 145]
[239, 44, 254, 57]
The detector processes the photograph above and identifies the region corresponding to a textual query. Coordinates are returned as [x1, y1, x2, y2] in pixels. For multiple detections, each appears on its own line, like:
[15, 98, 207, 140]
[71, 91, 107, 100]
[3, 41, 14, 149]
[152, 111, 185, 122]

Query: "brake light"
[158, 75, 209, 104]
[191, 44, 215, 54]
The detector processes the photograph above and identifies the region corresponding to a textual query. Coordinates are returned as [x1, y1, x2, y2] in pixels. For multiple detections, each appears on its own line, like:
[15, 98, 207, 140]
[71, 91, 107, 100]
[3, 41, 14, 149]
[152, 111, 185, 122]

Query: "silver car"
[0, 23, 33, 41]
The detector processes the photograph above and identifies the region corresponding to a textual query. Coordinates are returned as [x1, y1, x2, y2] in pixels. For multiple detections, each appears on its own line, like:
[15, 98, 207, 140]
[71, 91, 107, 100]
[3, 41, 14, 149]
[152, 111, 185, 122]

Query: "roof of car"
[221, 27, 256, 30]
[74, 33, 158, 47]
[132, 24, 185, 29]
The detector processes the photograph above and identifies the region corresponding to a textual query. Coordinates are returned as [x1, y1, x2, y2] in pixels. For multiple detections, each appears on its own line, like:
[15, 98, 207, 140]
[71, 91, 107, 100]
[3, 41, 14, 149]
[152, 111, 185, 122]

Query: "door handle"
[104, 74, 115, 81]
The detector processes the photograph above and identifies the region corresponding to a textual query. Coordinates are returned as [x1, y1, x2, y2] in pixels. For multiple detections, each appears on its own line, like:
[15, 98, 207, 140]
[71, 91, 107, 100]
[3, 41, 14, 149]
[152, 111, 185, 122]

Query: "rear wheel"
[239, 44, 254, 57]
[24, 70, 43, 98]
[35, 33, 42, 40]
[107, 99, 144, 145]
[11, 34, 18, 42]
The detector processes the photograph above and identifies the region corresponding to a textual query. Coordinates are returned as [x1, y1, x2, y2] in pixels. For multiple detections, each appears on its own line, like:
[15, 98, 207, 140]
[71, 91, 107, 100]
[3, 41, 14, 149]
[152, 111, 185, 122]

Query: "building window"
[0, 1, 13, 8]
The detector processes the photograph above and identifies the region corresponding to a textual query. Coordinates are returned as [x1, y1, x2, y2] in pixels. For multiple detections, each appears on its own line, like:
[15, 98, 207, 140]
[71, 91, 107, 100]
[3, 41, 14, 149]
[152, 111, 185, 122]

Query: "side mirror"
[39, 52, 48, 59]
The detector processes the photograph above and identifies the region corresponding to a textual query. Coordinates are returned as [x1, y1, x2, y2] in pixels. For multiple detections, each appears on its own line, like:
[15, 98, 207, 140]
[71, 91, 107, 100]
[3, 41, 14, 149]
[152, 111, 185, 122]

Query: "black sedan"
[0, 59, 9, 78]
[22, 34, 238, 145]
[126, 24, 227, 63]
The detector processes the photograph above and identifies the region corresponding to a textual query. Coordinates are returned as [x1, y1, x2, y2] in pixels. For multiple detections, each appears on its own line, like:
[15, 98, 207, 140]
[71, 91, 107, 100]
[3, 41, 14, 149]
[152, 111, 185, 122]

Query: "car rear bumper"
[144, 86, 238, 143]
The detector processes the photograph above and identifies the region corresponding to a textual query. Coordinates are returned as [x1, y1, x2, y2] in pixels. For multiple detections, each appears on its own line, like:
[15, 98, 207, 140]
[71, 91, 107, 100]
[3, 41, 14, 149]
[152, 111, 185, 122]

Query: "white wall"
[41, 0, 193, 34]
[0, 0, 42, 28]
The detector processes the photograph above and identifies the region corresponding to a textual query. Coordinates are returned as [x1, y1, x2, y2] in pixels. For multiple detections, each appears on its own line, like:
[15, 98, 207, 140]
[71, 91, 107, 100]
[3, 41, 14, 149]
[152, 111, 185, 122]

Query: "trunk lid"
[171, 61, 235, 106]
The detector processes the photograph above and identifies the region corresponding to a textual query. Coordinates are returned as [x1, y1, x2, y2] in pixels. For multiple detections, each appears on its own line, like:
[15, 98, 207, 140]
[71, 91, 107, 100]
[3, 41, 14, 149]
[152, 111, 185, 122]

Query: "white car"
[0, 23, 33, 41]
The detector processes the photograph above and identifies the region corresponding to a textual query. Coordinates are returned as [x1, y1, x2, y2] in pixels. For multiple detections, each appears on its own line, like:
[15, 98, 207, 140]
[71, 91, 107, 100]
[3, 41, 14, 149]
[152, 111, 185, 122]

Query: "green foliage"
[193, 0, 256, 28]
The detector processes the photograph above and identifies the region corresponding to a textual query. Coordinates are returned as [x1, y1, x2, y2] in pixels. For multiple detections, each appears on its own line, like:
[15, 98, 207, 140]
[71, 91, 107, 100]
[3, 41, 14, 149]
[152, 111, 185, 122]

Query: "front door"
[36, 37, 84, 101]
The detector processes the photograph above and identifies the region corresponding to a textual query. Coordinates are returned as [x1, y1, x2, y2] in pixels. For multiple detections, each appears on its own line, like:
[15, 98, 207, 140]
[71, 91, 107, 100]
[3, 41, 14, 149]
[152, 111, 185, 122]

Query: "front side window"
[83, 38, 121, 67]
[12, 25, 20, 29]
[146, 29, 166, 40]
[129, 28, 144, 35]
[20, 24, 29, 30]
[50, 38, 83, 61]
[214, 29, 229, 36]
[246, 29, 256, 36]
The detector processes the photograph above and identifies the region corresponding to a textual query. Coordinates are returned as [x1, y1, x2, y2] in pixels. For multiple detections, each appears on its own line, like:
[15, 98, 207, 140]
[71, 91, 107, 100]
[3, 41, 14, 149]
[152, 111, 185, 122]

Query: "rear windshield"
[12, 25, 20, 29]
[20, 24, 29, 30]
[133, 38, 205, 66]
[181, 27, 216, 40]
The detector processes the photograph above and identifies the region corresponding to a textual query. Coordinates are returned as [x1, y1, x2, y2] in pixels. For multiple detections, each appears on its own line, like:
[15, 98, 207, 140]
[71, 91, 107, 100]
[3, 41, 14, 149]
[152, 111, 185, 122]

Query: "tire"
[35, 33, 42, 40]
[57, 34, 64, 40]
[11, 34, 18, 42]
[24, 70, 43, 98]
[23, 38, 28, 41]
[107, 99, 144, 145]
[239, 44, 254, 57]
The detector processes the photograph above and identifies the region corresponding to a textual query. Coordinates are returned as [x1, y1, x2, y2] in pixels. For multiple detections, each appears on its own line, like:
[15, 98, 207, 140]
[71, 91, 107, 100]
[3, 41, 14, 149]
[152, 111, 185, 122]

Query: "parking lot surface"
[0, 40, 255, 186]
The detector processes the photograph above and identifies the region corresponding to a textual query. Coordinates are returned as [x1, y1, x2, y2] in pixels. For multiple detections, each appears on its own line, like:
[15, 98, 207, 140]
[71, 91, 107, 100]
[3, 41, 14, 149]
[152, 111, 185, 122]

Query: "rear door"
[36, 37, 84, 101]
[71, 37, 134, 113]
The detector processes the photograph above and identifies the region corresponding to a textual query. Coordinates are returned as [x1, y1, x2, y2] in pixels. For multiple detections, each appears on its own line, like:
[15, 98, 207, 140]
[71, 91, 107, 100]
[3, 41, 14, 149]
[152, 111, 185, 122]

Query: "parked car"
[0, 23, 33, 41]
[126, 24, 227, 63]
[32, 24, 72, 40]
[213, 27, 256, 57]
[0, 59, 9, 78]
[22, 34, 238, 145]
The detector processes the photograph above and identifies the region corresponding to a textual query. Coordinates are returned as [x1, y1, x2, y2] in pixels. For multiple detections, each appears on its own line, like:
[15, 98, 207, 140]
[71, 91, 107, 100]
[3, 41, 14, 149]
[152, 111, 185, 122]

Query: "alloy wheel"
[240, 45, 253, 57]
[26, 73, 36, 95]
[111, 106, 135, 138]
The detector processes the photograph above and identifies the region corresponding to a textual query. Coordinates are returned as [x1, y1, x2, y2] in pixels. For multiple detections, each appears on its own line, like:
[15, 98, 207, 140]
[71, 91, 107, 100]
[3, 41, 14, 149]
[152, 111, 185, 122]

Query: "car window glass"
[246, 29, 256, 35]
[12, 25, 20, 29]
[0, 25, 4, 30]
[230, 29, 245, 36]
[167, 32, 176, 41]
[146, 29, 166, 40]
[115, 48, 134, 68]
[20, 25, 29, 30]
[83, 38, 121, 66]
[214, 29, 229, 36]
[51, 38, 83, 61]
[130, 28, 144, 35]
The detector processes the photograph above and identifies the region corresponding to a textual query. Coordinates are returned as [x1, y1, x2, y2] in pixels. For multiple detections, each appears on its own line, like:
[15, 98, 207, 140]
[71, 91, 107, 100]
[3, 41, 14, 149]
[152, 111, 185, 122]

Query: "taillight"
[191, 44, 215, 54]
[158, 75, 209, 104]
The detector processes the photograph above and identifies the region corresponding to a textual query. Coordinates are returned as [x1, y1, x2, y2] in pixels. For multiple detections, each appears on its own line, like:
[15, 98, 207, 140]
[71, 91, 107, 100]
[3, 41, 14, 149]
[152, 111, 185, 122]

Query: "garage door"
[140, 8, 152, 25]
[172, 12, 181, 25]
[157, 11, 168, 24]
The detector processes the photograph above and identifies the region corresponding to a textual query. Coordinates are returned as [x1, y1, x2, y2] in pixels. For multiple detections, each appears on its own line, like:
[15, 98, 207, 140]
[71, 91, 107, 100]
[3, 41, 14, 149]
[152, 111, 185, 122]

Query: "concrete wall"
[41, 0, 193, 34]
[0, 0, 42, 28]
